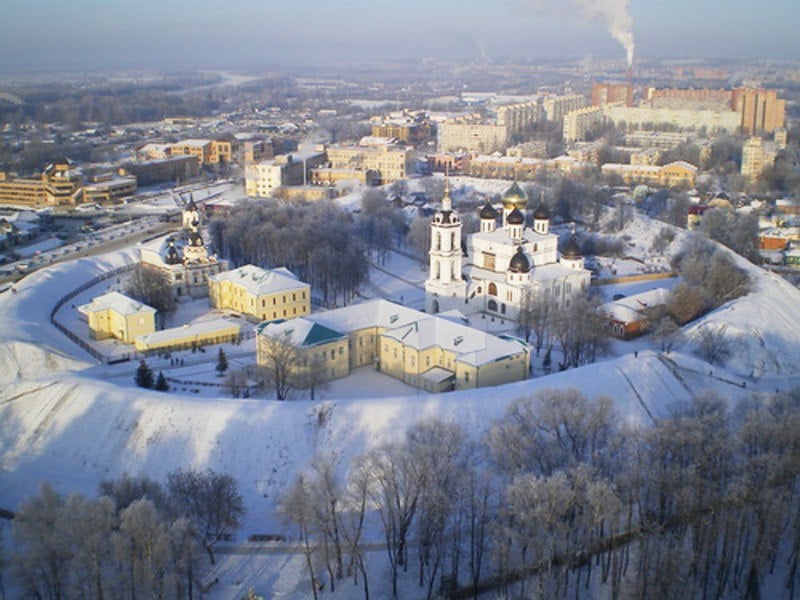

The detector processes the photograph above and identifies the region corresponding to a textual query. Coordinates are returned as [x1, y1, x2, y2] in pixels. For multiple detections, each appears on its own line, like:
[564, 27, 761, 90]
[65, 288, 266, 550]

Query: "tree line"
[279, 387, 800, 600]
[208, 200, 370, 307]
[1, 469, 244, 600]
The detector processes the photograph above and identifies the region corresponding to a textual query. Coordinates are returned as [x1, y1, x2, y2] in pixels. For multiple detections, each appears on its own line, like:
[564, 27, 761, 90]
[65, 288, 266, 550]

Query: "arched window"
[432, 299, 440, 313]
[435, 232, 441, 250]
[488, 282, 498, 296]
[487, 299, 498, 312]
[501, 303, 506, 314]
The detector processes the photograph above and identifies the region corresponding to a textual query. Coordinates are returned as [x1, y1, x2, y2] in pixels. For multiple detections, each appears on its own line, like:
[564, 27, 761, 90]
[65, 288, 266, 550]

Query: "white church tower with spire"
[425, 179, 467, 314]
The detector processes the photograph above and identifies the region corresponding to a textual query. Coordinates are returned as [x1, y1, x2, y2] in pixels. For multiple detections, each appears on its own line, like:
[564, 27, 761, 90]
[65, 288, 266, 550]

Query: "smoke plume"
[524, 0, 635, 66]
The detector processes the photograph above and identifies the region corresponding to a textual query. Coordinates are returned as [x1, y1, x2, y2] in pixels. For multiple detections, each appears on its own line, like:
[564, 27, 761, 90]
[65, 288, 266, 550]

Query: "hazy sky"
[1, 0, 798, 73]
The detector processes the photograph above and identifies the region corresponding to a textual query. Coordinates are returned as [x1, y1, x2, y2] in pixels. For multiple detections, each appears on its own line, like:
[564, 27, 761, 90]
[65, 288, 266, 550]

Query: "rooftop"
[78, 291, 155, 317]
[136, 318, 240, 345]
[210, 264, 307, 296]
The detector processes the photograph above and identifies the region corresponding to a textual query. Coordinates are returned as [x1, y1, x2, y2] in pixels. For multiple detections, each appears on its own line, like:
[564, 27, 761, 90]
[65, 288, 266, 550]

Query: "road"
[1, 219, 174, 288]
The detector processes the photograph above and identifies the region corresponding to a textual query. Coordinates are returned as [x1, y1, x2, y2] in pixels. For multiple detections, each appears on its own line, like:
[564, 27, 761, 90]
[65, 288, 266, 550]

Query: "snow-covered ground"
[2, 200, 800, 598]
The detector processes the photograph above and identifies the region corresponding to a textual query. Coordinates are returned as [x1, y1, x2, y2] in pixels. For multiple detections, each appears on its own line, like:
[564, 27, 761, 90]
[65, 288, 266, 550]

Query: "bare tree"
[340, 460, 371, 600]
[60, 495, 115, 600]
[11, 483, 71, 600]
[693, 325, 732, 366]
[406, 214, 432, 263]
[652, 317, 682, 353]
[166, 469, 245, 565]
[256, 331, 301, 400]
[294, 352, 329, 401]
[111, 498, 172, 600]
[406, 420, 470, 599]
[224, 368, 249, 398]
[124, 264, 176, 325]
[517, 290, 551, 355]
[278, 474, 320, 600]
[98, 473, 168, 514]
[363, 442, 422, 600]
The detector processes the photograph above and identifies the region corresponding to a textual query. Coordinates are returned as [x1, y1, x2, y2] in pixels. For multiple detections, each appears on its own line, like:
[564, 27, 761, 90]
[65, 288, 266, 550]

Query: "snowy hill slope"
[0, 351, 754, 534]
[0, 248, 140, 383]
[684, 266, 800, 379]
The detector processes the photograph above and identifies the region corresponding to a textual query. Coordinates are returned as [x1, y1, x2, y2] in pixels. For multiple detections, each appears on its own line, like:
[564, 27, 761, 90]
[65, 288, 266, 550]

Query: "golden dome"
[501, 181, 528, 210]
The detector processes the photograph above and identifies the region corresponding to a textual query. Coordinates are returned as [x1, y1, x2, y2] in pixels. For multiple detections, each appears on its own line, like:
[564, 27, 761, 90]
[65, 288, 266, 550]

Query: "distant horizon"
[1, 54, 798, 80]
[2, 0, 798, 75]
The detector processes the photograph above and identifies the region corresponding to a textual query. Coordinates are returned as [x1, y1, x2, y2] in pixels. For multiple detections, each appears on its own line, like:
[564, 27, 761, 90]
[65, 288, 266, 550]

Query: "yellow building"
[170, 139, 213, 165]
[495, 101, 543, 136]
[310, 167, 373, 186]
[378, 315, 530, 391]
[542, 94, 588, 122]
[262, 299, 531, 392]
[209, 264, 311, 322]
[134, 319, 240, 353]
[370, 109, 432, 143]
[209, 136, 235, 164]
[0, 160, 83, 207]
[78, 291, 156, 344]
[437, 115, 509, 154]
[325, 139, 413, 184]
[562, 105, 607, 143]
[257, 318, 349, 383]
[601, 160, 698, 188]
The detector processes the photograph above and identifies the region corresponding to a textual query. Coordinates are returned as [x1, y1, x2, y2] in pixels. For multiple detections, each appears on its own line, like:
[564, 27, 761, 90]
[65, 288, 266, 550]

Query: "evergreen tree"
[155, 371, 169, 392]
[135, 360, 154, 389]
[216, 348, 228, 375]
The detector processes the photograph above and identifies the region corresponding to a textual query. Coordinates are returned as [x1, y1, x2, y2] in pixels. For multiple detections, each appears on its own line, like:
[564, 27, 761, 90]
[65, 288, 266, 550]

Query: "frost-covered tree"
[166, 469, 244, 565]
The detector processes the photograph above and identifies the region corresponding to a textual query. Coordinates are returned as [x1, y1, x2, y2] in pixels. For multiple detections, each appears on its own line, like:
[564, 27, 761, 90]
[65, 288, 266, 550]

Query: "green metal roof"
[303, 323, 345, 346]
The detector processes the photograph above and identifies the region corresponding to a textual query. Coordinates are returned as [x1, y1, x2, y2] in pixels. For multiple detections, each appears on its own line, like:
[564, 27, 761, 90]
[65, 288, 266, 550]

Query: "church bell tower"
[424, 178, 466, 313]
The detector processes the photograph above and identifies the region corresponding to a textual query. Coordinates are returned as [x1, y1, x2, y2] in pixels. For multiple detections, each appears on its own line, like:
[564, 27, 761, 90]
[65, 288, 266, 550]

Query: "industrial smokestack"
[523, 0, 635, 66]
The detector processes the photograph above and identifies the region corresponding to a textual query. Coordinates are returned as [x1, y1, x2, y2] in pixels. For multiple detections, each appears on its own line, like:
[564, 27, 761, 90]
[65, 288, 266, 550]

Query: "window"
[302, 291, 306, 299]
[488, 282, 498, 296]
[292, 293, 296, 301]
[483, 253, 496, 270]
[501, 303, 506, 314]
[465, 372, 470, 383]
[293, 307, 296, 315]
[330, 349, 336, 359]
[488, 299, 498, 312]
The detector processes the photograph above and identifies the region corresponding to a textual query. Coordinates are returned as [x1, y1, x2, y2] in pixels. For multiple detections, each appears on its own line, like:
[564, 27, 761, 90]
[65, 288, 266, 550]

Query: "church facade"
[425, 181, 591, 320]
[140, 199, 227, 298]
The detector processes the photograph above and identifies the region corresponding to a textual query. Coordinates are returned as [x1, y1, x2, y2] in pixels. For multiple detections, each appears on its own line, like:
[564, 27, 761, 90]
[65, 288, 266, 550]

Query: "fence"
[593, 271, 676, 286]
[49, 263, 137, 364]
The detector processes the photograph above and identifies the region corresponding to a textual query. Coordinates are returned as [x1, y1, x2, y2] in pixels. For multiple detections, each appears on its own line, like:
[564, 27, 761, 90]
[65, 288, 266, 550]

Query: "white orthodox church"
[140, 198, 227, 298]
[425, 181, 591, 319]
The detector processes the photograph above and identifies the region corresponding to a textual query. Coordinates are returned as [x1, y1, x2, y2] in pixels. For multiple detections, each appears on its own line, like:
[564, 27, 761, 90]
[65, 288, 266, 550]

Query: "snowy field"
[2, 201, 800, 597]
